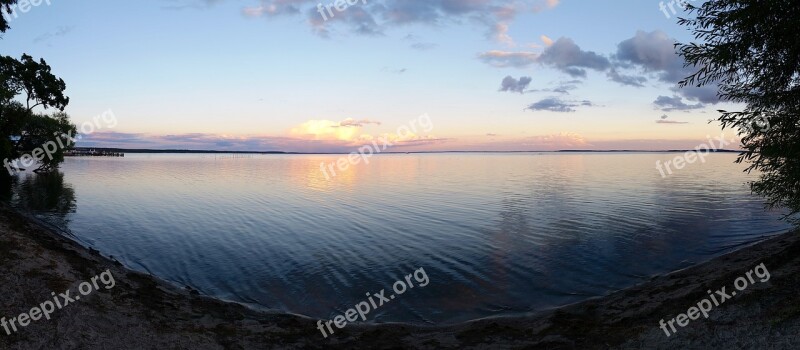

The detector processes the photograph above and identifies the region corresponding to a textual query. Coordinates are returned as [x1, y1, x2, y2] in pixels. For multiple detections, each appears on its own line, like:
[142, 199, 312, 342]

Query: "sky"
[0, 0, 740, 152]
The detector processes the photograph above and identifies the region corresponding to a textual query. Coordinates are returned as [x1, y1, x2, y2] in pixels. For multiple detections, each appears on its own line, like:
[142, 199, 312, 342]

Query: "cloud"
[478, 37, 611, 78]
[499, 76, 532, 93]
[452, 132, 591, 151]
[288, 118, 444, 150]
[237, 0, 553, 41]
[656, 114, 688, 124]
[537, 37, 611, 78]
[492, 22, 514, 46]
[615, 30, 685, 82]
[480, 31, 723, 113]
[540, 35, 553, 46]
[485, 30, 721, 110]
[526, 80, 581, 95]
[290, 119, 364, 141]
[410, 42, 437, 50]
[78, 132, 151, 145]
[653, 95, 704, 111]
[482, 30, 721, 111]
[403, 33, 437, 50]
[79, 116, 443, 153]
[307, 4, 383, 37]
[393, 136, 451, 147]
[337, 118, 382, 127]
[613, 30, 722, 106]
[77, 131, 295, 151]
[525, 97, 594, 113]
[606, 68, 647, 87]
[672, 85, 719, 104]
[33, 25, 76, 43]
[478, 50, 539, 68]
[240, 0, 308, 17]
[522, 132, 590, 149]
[161, 0, 225, 10]
[381, 67, 407, 74]
[532, 0, 560, 13]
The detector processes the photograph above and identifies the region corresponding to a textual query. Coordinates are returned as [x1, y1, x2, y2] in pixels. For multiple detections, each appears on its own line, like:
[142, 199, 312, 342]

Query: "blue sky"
[1, 0, 736, 152]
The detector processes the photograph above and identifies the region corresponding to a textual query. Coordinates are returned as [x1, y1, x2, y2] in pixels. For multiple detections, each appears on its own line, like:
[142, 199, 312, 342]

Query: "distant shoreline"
[68, 147, 743, 155]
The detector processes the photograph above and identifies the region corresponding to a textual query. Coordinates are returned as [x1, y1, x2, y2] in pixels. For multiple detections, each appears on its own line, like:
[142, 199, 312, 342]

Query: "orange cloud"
[533, 0, 561, 12]
[289, 120, 363, 142]
[288, 118, 441, 148]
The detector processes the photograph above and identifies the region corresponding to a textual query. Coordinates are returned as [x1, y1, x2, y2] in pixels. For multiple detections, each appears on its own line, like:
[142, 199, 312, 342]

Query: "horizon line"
[71, 147, 743, 155]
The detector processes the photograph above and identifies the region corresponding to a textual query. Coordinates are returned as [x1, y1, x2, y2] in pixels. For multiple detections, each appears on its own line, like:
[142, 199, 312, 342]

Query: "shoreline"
[2, 203, 799, 349]
[65, 147, 744, 155]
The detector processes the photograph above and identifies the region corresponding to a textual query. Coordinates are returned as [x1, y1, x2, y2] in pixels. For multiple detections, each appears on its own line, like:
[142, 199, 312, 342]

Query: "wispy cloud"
[336, 118, 382, 128]
[525, 97, 594, 113]
[654, 95, 704, 112]
[34, 25, 76, 44]
[478, 50, 540, 68]
[656, 114, 688, 124]
[381, 67, 407, 74]
[160, 0, 224, 10]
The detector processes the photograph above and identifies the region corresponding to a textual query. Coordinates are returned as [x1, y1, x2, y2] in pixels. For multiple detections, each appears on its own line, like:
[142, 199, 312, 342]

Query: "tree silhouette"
[1, 54, 69, 111]
[1, 1, 75, 175]
[678, 0, 800, 221]
[0, 0, 16, 33]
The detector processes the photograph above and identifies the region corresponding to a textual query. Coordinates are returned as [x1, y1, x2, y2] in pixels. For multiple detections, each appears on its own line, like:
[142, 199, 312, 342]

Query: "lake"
[3, 152, 791, 324]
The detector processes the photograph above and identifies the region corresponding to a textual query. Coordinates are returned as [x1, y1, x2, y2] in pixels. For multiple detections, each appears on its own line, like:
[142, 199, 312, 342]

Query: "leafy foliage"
[14, 111, 76, 172]
[0, 54, 69, 111]
[1, 52, 74, 173]
[0, 0, 15, 33]
[2, 0, 77, 176]
[677, 0, 800, 221]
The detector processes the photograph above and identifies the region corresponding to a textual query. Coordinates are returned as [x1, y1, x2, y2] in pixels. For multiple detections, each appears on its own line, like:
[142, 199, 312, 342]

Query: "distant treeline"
[557, 150, 741, 153]
[71, 148, 291, 155]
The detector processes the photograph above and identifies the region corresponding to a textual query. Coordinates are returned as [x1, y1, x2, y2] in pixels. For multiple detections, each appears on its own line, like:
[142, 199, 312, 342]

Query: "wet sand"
[2, 203, 799, 349]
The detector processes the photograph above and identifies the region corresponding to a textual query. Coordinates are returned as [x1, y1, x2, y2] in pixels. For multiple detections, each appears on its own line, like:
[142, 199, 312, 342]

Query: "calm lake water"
[3, 153, 791, 324]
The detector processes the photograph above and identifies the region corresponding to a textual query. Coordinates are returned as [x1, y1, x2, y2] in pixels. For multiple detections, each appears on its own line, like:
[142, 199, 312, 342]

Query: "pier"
[65, 149, 125, 157]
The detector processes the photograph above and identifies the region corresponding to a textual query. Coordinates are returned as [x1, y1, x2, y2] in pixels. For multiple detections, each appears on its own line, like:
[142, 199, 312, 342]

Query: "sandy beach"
[2, 203, 799, 349]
